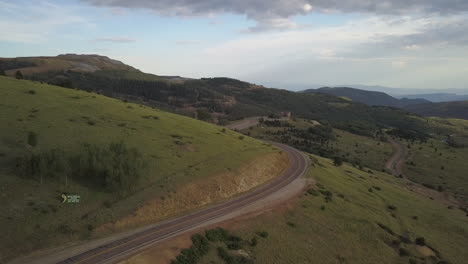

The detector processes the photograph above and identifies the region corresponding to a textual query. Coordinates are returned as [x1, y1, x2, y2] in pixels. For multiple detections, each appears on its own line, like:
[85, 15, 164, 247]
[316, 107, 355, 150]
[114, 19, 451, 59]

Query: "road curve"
[54, 141, 308, 264]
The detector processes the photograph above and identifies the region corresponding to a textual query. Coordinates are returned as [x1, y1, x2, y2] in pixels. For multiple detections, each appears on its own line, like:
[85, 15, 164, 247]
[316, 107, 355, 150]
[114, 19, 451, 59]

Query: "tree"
[0, 69, 5, 76]
[333, 156, 343, 166]
[15, 70, 23, 79]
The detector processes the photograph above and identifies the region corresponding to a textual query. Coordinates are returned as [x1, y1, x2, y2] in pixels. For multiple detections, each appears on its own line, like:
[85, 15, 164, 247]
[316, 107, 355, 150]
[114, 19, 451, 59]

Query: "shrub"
[239, 136, 244, 140]
[286, 221, 296, 228]
[415, 237, 426, 246]
[15, 70, 23, 79]
[249, 237, 257, 247]
[27, 131, 38, 147]
[257, 231, 269, 238]
[399, 248, 411, 257]
[307, 188, 320, 196]
[27, 90, 36, 94]
[333, 156, 343, 166]
[205, 227, 229, 242]
[171, 234, 210, 264]
[388, 205, 397, 210]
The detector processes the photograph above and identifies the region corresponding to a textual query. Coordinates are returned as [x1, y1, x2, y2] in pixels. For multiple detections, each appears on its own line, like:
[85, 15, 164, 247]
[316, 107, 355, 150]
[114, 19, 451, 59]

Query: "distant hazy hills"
[398, 93, 468, 103]
[303, 87, 468, 120]
[302, 87, 430, 108]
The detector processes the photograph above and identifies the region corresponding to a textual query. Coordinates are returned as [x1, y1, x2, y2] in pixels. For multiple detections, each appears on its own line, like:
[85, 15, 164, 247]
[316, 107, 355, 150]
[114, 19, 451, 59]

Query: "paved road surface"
[48, 141, 307, 264]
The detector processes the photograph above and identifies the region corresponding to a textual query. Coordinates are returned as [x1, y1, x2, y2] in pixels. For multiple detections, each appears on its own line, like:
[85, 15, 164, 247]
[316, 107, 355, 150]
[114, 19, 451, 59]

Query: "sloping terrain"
[1, 55, 430, 137]
[403, 100, 468, 120]
[122, 156, 468, 264]
[304, 87, 429, 107]
[0, 76, 284, 262]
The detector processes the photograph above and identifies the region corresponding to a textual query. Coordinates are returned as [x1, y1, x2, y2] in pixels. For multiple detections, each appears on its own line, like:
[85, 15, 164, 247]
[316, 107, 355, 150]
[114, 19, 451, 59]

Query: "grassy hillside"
[123, 156, 468, 264]
[226, 157, 468, 264]
[402, 118, 468, 201]
[0, 76, 280, 262]
[404, 100, 468, 120]
[142, 156, 467, 264]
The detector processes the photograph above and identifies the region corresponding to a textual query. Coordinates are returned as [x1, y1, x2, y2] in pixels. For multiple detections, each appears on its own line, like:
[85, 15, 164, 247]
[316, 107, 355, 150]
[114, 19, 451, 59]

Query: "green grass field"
[193, 156, 468, 264]
[0, 76, 276, 262]
[403, 132, 468, 201]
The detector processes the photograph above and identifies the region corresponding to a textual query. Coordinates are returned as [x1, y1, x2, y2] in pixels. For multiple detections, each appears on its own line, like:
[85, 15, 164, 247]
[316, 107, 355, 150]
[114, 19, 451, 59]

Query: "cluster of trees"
[262, 124, 337, 158]
[16, 141, 146, 195]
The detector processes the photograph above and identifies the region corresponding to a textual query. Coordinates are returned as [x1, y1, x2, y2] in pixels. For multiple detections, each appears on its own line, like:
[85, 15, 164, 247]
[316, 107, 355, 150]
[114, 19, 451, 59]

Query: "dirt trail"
[385, 138, 408, 177]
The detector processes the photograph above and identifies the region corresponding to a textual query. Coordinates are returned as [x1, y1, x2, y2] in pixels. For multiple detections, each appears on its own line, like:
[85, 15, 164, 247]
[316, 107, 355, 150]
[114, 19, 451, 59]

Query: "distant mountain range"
[397, 93, 468, 103]
[302, 87, 430, 108]
[403, 101, 468, 120]
[2, 54, 467, 122]
[302, 87, 468, 120]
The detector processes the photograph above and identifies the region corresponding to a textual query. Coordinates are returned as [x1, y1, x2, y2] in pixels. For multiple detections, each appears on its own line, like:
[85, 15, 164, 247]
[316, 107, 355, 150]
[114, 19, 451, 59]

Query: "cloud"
[0, 1, 93, 43]
[94, 37, 136, 43]
[82, 0, 468, 31]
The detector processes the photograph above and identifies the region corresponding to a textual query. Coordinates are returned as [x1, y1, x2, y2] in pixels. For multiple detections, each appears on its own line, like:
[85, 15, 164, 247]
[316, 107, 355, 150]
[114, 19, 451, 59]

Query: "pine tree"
[15, 70, 23, 79]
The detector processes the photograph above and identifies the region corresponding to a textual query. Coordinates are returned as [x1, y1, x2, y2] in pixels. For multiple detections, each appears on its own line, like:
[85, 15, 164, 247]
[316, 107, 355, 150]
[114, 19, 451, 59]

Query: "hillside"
[122, 156, 468, 264]
[403, 101, 468, 120]
[1, 55, 432, 138]
[0, 76, 286, 262]
[303, 87, 429, 108]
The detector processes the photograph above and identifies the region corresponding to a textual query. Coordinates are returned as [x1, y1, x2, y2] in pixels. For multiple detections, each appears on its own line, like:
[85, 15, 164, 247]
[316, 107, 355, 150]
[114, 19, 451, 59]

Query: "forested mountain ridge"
[303, 87, 429, 107]
[1, 54, 429, 137]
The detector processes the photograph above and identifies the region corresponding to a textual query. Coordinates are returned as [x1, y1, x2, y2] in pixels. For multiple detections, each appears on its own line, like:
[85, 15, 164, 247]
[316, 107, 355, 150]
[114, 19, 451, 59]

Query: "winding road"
[34, 141, 308, 264]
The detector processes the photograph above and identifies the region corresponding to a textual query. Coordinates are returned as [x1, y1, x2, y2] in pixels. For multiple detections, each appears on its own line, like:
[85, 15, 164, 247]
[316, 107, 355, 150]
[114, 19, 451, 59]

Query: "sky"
[1, 0, 468, 90]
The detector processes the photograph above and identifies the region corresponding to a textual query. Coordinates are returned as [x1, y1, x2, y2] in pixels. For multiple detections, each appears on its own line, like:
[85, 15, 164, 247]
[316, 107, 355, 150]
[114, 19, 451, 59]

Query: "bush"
[249, 237, 257, 247]
[257, 231, 269, 238]
[415, 237, 426, 246]
[333, 156, 343, 166]
[15, 70, 23, 79]
[27, 131, 38, 147]
[205, 227, 229, 242]
[307, 188, 320, 196]
[399, 248, 411, 257]
[171, 234, 210, 264]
